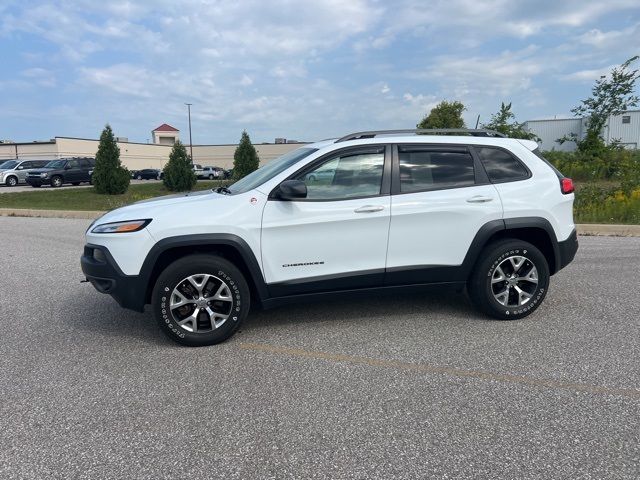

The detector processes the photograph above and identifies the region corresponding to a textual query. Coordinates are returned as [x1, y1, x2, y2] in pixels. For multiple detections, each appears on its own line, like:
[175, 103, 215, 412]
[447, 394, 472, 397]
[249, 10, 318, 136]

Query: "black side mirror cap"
[277, 179, 307, 200]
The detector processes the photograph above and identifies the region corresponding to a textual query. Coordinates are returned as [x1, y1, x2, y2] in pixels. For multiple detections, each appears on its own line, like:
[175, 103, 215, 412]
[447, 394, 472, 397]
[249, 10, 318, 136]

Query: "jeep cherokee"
[81, 129, 578, 347]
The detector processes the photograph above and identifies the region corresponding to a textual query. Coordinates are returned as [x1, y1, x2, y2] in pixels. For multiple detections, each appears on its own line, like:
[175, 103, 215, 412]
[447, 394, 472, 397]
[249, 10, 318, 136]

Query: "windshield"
[228, 147, 318, 194]
[45, 160, 66, 169]
[0, 160, 19, 170]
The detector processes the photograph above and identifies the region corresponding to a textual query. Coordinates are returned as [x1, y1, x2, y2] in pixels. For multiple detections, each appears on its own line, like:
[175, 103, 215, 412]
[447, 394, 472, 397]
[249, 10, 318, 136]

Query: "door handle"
[354, 205, 385, 213]
[466, 195, 494, 203]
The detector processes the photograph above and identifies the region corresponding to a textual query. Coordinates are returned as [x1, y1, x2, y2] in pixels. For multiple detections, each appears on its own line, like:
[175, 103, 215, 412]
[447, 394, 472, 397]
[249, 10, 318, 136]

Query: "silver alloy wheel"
[169, 273, 233, 333]
[7, 176, 17, 186]
[51, 176, 62, 187]
[490, 255, 539, 307]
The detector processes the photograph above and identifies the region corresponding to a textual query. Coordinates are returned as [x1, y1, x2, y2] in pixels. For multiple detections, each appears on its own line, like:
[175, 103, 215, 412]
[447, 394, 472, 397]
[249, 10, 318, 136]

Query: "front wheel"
[50, 176, 63, 188]
[151, 254, 251, 346]
[5, 176, 18, 187]
[468, 240, 549, 320]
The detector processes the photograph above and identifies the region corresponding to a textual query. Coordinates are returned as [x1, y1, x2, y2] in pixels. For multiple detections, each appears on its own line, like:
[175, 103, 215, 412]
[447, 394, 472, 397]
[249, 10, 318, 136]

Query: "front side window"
[295, 150, 384, 200]
[46, 160, 66, 169]
[477, 147, 529, 182]
[399, 148, 475, 193]
[67, 160, 80, 169]
[229, 147, 318, 194]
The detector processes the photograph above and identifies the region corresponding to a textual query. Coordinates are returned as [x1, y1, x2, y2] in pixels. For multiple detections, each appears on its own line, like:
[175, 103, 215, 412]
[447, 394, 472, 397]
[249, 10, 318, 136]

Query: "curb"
[0, 208, 104, 220]
[1, 209, 639, 237]
[576, 223, 640, 237]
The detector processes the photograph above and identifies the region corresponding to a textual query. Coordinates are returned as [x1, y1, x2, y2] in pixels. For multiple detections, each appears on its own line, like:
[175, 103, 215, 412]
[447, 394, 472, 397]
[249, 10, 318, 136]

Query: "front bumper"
[557, 228, 578, 271]
[80, 244, 147, 312]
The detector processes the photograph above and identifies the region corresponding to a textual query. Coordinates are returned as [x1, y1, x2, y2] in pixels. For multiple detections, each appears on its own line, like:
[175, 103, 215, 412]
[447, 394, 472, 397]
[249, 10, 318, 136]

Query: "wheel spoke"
[492, 265, 507, 284]
[178, 308, 200, 332]
[509, 256, 526, 273]
[170, 290, 190, 309]
[187, 274, 211, 295]
[206, 283, 232, 302]
[494, 287, 510, 306]
[205, 306, 229, 329]
[513, 285, 532, 306]
[517, 266, 538, 284]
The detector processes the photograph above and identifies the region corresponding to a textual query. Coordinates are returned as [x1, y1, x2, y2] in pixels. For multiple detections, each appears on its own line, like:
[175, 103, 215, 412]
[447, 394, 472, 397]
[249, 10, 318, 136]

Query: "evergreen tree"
[93, 124, 130, 195]
[232, 131, 259, 180]
[417, 100, 466, 129]
[162, 140, 197, 191]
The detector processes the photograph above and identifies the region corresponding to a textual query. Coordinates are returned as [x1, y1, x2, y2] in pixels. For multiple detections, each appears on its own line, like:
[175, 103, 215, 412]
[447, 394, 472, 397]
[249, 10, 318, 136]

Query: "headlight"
[91, 219, 151, 234]
[40, 172, 48, 178]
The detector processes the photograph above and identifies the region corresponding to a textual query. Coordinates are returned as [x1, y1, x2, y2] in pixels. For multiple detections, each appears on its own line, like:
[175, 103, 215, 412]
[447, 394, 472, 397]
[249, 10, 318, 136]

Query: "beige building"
[0, 131, 305, 170]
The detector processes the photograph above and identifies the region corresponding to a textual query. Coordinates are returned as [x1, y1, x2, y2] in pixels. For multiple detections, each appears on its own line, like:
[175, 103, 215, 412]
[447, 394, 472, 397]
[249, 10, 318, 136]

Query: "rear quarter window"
[476, 147, 530, 182]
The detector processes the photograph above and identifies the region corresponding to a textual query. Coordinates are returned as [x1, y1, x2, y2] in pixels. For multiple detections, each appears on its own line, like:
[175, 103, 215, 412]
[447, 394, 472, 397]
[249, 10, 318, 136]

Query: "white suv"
[81, 129, 578, 346]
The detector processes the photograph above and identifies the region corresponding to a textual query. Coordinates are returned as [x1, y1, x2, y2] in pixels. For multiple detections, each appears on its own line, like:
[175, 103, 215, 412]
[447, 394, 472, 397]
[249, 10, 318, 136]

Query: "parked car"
[192, 164, 204, 177]
[26, 157, 95, 188]
[0, 159, 50, 186]
[224, 168, 233, 179]
[132, 169, 162, 180]
[199, 166, 225, 179]
[81, 129, 578, 347]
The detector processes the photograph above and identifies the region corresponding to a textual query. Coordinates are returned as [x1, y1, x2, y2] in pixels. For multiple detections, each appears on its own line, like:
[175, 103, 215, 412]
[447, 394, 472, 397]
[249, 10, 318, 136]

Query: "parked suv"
[81, 129, 578, 347]
[26, 157, 95, 188]
[199, 166, 225, 179]
[0, 159, 50, 186]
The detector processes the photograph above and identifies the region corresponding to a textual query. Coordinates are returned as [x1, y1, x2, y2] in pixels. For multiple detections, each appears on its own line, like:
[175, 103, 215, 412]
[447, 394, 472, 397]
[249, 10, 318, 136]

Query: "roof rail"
[335, 129, 506, 143]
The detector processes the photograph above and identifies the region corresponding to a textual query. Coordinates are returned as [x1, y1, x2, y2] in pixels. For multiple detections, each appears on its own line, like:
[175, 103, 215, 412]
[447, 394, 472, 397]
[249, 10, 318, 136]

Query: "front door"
[261, 146, 391, 296]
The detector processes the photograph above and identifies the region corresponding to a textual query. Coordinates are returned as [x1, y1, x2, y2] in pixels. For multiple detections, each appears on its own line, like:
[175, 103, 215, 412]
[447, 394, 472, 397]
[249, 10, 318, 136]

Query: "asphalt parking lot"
[0, 179, 162, 194]
[0, 216, 639, 479]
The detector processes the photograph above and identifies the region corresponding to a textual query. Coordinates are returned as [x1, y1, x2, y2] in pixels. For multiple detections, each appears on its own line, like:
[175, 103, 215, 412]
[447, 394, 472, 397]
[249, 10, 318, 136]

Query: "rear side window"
[398, 148, 475, 193]
[476, 147, 529, 182]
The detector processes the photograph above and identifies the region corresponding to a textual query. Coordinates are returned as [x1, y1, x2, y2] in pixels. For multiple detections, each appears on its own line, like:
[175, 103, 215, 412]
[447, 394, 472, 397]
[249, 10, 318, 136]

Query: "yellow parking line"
[239, 342, 640, 400]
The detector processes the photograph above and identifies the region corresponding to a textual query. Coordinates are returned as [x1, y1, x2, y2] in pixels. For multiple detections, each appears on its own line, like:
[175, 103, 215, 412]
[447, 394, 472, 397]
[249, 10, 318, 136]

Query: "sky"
[0, 0, 639, 144]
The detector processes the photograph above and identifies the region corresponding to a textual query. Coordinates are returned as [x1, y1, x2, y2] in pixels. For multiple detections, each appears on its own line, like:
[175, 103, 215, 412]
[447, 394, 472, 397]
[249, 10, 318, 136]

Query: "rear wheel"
[152, 254, 250, 346]
[468, 239, 549, 320]
[50, 176, 63, 188]
[5, 176, 18, 187]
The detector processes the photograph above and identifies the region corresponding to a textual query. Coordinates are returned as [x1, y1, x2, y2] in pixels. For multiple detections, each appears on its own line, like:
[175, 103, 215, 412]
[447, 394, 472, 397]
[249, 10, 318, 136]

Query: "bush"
[162, 141, 197, 191]
[92, 124, 130, 195]
[232, 131, 260, 180]
[544, 149, 640, 187]
[574, 184, 640, 224]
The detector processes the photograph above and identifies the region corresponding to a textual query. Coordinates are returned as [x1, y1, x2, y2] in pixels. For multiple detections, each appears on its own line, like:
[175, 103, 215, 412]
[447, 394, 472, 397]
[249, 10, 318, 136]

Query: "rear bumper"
[80, 244, 146, 312]
[557, 228, 578, 271]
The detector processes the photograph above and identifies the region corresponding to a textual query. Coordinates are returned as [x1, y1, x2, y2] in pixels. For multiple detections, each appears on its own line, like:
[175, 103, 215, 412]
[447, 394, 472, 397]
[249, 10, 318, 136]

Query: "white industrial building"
[524, 111, 640, 152]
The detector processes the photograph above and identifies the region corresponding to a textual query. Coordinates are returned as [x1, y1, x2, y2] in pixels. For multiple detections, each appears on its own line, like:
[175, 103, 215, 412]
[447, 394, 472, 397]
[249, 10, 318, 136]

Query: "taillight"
[560, 178, 574, 194]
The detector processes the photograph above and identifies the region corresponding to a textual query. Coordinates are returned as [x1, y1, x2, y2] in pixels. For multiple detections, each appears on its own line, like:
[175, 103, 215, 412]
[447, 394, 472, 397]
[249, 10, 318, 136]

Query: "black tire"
[5, 176, 18, 187]
[137, 175, 142, 180]
[151, 254, 250, 347]
[72, 182, 80, 186]
[209, 174, 214, 180]
[50, 176, 63, 188]
[468, 239, 549, 320]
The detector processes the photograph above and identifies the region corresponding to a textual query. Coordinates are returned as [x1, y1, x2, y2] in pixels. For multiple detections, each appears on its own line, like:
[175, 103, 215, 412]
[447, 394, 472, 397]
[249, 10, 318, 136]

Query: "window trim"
[470, 144, 532, 184]
[268, 144, 392, 202]
[391, 143, 488, 196]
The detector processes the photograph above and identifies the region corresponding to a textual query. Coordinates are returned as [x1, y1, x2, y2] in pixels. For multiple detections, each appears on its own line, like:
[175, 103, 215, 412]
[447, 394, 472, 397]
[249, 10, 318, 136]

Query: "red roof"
[153, 123, 179, 132]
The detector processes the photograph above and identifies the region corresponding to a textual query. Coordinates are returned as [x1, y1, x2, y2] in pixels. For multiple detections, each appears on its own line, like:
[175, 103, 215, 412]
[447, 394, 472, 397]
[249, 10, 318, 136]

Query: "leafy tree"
[162, 140, 197, 191]
[482, 102, 539, 140]
[417, 100, 466, 129]
[232, 130, 259, 180]
[92, 124, 130, 195]
[560, 56, 640, 153]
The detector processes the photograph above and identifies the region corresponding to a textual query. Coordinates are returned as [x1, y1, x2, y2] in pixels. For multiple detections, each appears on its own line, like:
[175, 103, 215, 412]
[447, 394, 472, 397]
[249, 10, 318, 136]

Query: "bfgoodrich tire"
[151, 254, 250, 346]
[468, 239, 549, 320]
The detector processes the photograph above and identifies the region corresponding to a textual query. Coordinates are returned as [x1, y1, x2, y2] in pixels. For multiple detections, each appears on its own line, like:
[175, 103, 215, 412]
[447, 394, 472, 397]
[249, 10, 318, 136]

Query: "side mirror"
[277, 179, 307, 200]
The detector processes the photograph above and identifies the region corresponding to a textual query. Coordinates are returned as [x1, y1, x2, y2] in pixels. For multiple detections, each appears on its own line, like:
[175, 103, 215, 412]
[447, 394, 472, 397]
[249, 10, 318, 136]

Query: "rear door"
[261, 145, 392, 296]
[65, 159, 83, 182]
[385, 144, 503, 284]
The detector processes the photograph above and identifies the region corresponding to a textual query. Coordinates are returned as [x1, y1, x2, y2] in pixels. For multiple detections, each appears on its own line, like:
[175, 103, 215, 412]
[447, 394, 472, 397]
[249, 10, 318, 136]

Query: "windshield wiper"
[215, 186, 232, 195]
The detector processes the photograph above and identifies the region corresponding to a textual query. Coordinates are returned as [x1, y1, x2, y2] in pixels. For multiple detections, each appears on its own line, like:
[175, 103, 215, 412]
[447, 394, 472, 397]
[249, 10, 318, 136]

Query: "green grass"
[0, 180, 227, 211]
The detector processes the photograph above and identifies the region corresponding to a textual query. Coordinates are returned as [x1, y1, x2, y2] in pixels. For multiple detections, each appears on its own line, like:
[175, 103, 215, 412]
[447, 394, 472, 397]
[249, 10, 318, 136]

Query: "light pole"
[185, 103, 194, 162]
